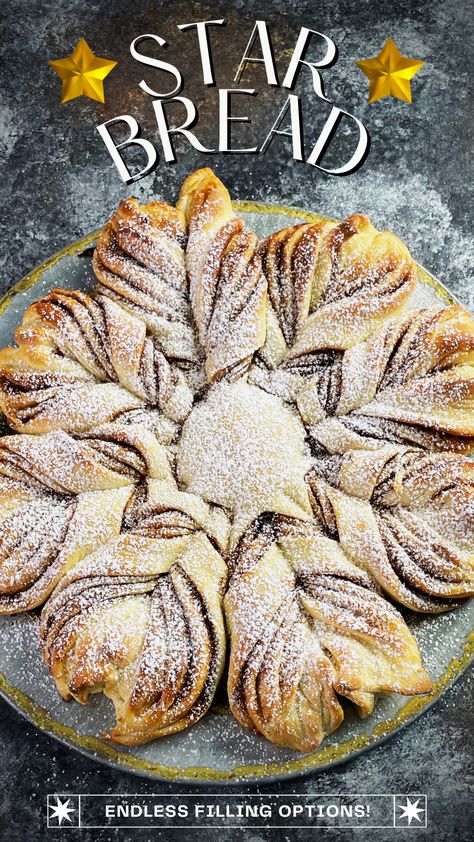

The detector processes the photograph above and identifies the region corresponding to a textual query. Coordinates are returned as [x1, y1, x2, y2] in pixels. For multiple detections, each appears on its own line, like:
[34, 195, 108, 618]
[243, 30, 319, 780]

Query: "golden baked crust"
[0, 429, 134, 612]
[0, 168, 472, 752]
[177, 168, 267, 381]
[307, 447, 474, 612]
[257, 213, 416, 368]
[250, 312, 474, 452]
[40, 531, 227, 744]
[0, 288, 193, 433]
[226, 517, 432, 751]
[93, 197, 197, 362]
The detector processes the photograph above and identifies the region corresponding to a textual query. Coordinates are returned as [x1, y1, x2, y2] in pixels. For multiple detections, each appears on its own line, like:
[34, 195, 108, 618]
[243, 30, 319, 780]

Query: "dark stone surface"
[0, 0, 473, 839]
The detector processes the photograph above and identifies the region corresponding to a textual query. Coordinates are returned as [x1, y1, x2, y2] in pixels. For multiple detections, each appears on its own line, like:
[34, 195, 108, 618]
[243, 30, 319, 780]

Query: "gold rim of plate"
[0, 201, 471, 784]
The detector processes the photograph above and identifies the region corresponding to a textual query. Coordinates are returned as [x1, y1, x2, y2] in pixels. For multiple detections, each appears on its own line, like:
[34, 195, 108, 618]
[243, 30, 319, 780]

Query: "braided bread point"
[93, 198, 199, 363]
[225, 518, 432, 751]
[84, 406, 180, 445]
[40, 531, 227, 745]
[0, 431, 134, 613]
[177, 168, 267, 382]
[75, 421, 177, 480]
[307, 447, 474, 612]
[0, 331, 143, 436]
[125, 478, 230, 553]
[0, 288, 194, 428]
[295, 306, 474, 454]
[257, 213, 416, 370]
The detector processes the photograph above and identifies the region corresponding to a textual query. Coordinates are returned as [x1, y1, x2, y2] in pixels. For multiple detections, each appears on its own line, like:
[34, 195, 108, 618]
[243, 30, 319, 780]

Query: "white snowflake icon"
[47, 795, 79, 827]
[394, 795, 427, 827]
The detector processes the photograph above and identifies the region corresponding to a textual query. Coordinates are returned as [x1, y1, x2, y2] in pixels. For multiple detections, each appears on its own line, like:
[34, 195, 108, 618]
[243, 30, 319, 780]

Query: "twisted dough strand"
[257, 213, 416, 370]
[226, 517, 431, 751]
[0, 430, 134, 612]
[306, 447, 474, 611]
[0, 288, 193, 432]
[93, 198, 198, 362]
[177, 168, 267, 381]
[296, 306, 474, 453]
[40, 531, 227, 745]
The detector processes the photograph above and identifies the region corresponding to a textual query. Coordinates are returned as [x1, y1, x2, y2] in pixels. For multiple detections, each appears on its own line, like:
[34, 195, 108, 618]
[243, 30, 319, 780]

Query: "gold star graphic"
[49, 38, 117, 104]
[357, 38, 424, 104]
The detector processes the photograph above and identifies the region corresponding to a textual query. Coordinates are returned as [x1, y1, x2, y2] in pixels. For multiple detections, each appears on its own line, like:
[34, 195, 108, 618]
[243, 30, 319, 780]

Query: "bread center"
[177, 380, 312, 544]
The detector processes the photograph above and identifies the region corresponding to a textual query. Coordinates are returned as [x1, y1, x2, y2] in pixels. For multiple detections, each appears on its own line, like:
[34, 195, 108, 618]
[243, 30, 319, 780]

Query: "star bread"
[0, 168, 472, 753]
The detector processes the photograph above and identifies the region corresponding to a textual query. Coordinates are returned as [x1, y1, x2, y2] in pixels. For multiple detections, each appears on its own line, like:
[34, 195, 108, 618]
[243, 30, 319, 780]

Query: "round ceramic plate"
[0, 202, 472, 784]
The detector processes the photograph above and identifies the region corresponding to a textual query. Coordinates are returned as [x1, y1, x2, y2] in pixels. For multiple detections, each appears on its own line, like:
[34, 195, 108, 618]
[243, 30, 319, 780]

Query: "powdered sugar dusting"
[0, 171, 472, 761]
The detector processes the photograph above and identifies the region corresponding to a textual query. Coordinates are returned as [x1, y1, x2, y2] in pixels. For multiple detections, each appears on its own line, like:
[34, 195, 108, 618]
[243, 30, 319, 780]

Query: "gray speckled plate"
[0, 202, 472, 784]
